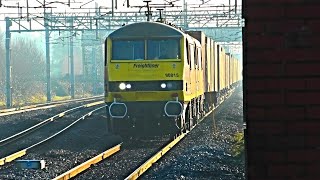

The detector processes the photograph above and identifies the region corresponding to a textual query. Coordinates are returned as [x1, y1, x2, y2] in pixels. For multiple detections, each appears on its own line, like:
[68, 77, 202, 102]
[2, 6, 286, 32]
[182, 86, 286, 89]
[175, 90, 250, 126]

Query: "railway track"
[53, 101, 222, 180]
[0, 89, 235, 179]
[54, 136, 171, 180]
[0, 101, 104, 147]
[0, 97, 104, 144]
[0, 95, 103, 117]
[0, 101, 106, 166]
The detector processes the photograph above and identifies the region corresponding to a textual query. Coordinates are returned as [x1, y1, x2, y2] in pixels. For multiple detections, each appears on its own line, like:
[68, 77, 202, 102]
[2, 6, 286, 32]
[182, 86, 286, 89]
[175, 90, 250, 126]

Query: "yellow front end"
[105, 38, 185, 103]
[104, 35, 186, 136]
[103, 21, 207, 136]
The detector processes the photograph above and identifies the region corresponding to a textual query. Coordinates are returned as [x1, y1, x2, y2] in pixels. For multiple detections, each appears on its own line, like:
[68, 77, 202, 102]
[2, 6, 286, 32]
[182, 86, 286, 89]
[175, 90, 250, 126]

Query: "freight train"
[104, 21, 241, 137]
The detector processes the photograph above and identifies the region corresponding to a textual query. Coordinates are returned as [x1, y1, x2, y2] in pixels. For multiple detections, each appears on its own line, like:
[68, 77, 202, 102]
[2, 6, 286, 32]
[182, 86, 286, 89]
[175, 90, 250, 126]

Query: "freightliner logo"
[133, 63, 160, 69]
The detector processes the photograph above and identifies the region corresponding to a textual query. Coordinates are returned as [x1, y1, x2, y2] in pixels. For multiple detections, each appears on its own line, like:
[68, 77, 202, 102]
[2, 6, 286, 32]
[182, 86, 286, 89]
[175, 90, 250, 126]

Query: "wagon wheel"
[186, 102, 195, 131]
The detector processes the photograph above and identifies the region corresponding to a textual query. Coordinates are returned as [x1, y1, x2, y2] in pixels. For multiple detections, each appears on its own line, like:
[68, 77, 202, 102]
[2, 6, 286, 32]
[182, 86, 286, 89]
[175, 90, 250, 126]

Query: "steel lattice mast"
[1, 0, 244, 107]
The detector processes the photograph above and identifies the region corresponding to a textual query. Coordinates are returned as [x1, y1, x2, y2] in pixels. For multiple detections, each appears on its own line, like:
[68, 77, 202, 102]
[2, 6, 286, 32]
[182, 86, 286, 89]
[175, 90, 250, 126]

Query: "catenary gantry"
[1, 2, 244, 107]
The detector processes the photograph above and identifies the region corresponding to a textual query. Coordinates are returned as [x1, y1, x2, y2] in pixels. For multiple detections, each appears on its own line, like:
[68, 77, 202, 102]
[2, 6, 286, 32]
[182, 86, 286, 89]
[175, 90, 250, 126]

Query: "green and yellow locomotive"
[104, 21, 241, 137]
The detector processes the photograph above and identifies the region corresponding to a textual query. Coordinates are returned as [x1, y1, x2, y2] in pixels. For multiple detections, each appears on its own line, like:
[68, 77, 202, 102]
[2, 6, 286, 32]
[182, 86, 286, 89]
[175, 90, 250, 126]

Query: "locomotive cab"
[105, 22, 206, 137]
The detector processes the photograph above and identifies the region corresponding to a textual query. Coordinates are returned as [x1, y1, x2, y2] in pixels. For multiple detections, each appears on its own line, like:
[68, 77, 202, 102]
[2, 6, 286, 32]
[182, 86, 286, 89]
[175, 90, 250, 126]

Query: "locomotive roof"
[108, 21, 184, 39]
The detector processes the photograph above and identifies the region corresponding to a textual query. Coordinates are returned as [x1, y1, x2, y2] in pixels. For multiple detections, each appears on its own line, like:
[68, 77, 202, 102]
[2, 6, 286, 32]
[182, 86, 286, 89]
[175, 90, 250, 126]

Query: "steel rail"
[0, 104, 107, 166]
[0, 105, 60, 116]
[53, 144, 121, 180]
[51, 87, 236, 179]
[0, 101, 104, 146]
[0, 95, 103, 116]
[125, 132, 187, 180]
[123, 91, 236, 180]
[51, 87, 235, 179]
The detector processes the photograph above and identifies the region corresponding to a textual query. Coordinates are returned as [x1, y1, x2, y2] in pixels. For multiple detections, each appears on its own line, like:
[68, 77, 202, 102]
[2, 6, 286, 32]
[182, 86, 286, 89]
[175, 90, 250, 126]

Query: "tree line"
[0, 30, 104, 106]
[0, 32, 45, 105]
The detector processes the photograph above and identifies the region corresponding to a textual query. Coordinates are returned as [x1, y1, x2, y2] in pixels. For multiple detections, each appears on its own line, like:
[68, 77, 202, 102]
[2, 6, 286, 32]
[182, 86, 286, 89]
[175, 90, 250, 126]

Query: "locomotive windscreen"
[111, 38, 181, 61]
[112, 40, 144, 60]
[147, 39, 180, 60]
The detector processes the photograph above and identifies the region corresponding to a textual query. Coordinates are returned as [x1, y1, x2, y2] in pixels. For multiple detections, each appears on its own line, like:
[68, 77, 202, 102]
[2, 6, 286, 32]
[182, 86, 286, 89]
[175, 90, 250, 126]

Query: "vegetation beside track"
[231, 132, 244, 158]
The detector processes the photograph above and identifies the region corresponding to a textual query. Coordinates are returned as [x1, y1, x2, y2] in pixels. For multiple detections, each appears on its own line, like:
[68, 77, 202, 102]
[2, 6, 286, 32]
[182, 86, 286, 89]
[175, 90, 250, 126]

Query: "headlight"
[161, 83, 166, 89]
[119, 83, 126, 90]
[126, 84, 132, 89]
[167, 82, 173, 89]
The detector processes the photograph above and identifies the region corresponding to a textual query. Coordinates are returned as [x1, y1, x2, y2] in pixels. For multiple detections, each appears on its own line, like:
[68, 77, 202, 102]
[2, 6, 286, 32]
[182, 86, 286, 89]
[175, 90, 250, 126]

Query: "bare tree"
[11, 38, 45, 81]
[10, 36, 46, 104]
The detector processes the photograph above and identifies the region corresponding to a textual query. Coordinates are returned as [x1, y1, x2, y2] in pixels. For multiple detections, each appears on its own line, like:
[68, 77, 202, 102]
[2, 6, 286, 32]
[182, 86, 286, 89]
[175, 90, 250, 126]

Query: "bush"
[231, 132, 245, 158]
[52, 96, 71, 101]
[27, 93, 47, 104]
[51, 79, 69, 97]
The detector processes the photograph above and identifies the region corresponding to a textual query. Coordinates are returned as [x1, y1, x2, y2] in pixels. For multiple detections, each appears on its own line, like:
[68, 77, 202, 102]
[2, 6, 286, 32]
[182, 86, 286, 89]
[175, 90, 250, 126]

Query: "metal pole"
[92, 46, 97, 95]
[45, 13, 51, 102]
[229, 0, 231, 18]
[112, 0, 114, 16]
[81, 33, 86, 96]
[5, 17, 12, 107]
[183, 0, 187, 29]
[26, 0, 29, 21]
[144, 0, 151, 21]
[69, 18, 75, 99]
[235, 0, 237, 14]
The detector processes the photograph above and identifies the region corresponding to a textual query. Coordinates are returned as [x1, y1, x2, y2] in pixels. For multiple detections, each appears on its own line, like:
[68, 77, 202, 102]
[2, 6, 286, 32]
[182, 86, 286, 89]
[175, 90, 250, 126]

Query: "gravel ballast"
[142, 84, 245, 180]
[0, 85, 244, 179]
[0, 106, 118, 180]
